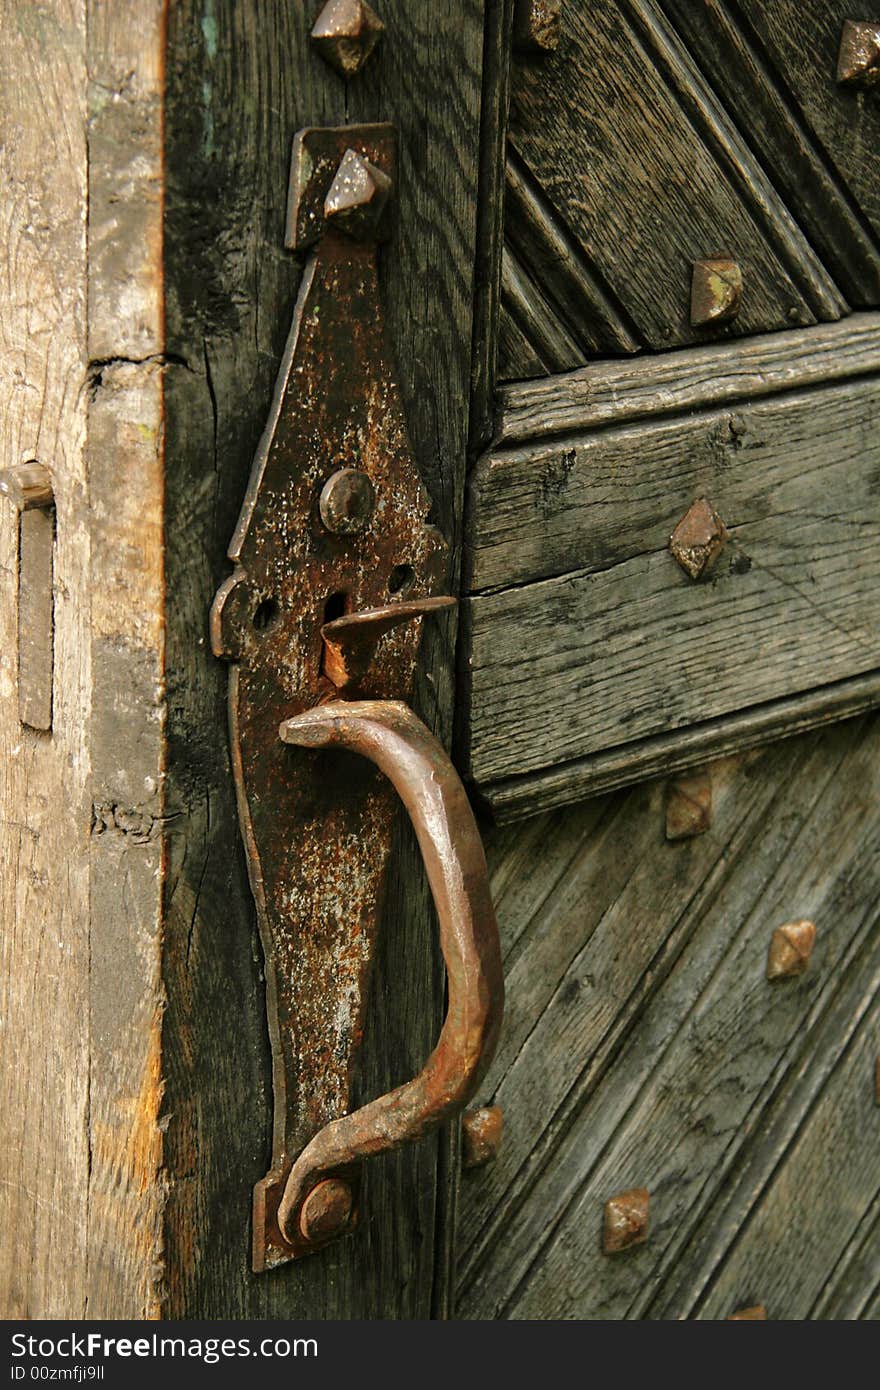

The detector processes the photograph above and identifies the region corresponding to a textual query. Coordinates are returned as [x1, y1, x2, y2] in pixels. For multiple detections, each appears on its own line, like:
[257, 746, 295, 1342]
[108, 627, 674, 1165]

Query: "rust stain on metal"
[318, 467, 376, 535]
[298, 1177, 354, 1243]
[212, 125, 481, 1272]
[514, 0, 562, 52]
[310, 0, 385, 78]
[837, 20, 880, 85]
[666, 767, 712, 840]
[669, 497, 728, 581]
[462, 1105, 504, 1169]
[321, 596, 455, 689]
[276, 700, 503, 1248]
[766, 919, 816, 980]
[690, 257, 742, 328]
[728, 1305, 767, 1320]
[602, 1187, 650, 1254]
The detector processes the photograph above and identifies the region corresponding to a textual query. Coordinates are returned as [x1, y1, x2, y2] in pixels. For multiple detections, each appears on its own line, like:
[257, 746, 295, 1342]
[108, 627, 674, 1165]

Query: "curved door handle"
[276, 698, 504, 1249]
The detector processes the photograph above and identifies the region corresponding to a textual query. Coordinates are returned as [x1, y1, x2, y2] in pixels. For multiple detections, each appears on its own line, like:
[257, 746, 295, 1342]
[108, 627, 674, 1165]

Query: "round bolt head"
[319, 468, 376, 535]
[311, 0, 384, 78]
[462, 1105, 504, 1169]
[602, 1187, 650, 1254]
[299, 1177, 353, 1243]
[691, 257, 742, 328]
[767, 919, 816, 980]
[837, 20, 880, 86]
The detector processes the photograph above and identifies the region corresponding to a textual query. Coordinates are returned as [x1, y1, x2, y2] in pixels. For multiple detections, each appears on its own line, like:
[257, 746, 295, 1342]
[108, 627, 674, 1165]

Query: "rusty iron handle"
[276, 698, 504, 1248]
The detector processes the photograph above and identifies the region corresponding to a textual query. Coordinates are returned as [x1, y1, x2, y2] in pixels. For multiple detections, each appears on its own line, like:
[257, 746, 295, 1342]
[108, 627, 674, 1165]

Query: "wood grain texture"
[735, 0, 880, 246]
[0, 0, 91, 1320]
[657, 0, 880, 306]
[457, 715, 880, 1319]
[489, 312, 880, 451]
[507, 0, 845, 353]
[462, 374, 880, 797]
[85, 0, 169, 1320]
[160, 0, 483, 1318]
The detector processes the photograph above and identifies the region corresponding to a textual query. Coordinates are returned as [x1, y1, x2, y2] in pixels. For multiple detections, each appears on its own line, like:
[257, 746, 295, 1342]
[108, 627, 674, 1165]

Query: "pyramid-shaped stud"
[837, 20, 880, 86]
[766, 919, 816, 980]
[669, 497, 728, 581]
[602, 1187, 650, 1254]
[514, 0, 562, 53]
[311, 0, 384, 78]
[323, 147, 392, 240]
[691, 257, 742, 327]
[728, 1305, 767, 1320]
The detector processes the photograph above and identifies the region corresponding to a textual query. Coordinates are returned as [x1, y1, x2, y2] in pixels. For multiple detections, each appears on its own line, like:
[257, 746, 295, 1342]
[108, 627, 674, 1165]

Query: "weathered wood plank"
[657, 0, 880, 305]
[500, 247, 587, 375]
[508, 0, 844, 353]
[488, 312, 880, 450]
[462, 376, 880, 797]
[736, 0, 880, 246]
[0, 0, 91, 1320]
[503, 149, 641, 365]
[84, 0, 169, 1320]
[161, 0, 484, 1318]
[458, 715, 880, 1319]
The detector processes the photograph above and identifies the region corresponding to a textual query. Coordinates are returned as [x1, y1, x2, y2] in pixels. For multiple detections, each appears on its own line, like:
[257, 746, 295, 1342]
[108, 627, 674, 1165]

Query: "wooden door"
[2, 0, 878, 1322]
[456, 0, 880, 1320]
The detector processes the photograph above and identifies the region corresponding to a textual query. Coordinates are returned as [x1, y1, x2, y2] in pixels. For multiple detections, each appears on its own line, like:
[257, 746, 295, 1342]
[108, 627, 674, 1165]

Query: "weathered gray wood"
[656, 0, 880, 306]
[488, 312, 880, 451]
[503, 149, 641, 367]
[160, 0, 484, 1318]
[461, 375, 880, 799]
[736, 0, 880, 246]
[458, 715, 880, 1319]
[0, 0, 91, 1320]
[500, 247, 587, 375]
[477, 669, 880, 820]
[469, 0, 514, 452]
[508, 0, 844, 353]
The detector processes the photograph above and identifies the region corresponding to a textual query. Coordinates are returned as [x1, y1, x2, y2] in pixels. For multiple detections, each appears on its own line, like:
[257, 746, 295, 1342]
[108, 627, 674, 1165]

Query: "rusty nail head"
[319, 468, 376, 535]
[0, 461, 54, 512]
[728, 1305, 767, 1320]
[603, 1187, 650, 1254]
[310, 0, 384, 77]
[669, 497, 728, 580]
[299, 1177, 354, 1243]
[324, 147, 392, 241]
[666, 768, 712, 841]
[837, 20, 880, 85]
[766, 919, 816, 980]
[462, 1105, 504, 1169]
[691, 257, 742, 328]
[514, 0, 562, 52]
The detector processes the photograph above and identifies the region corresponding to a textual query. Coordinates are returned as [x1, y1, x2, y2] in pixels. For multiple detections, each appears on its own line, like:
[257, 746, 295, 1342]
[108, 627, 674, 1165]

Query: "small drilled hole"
[388, 564, 415, 595]
[323, 591, 348, 623]
[253, 597, 280, 631]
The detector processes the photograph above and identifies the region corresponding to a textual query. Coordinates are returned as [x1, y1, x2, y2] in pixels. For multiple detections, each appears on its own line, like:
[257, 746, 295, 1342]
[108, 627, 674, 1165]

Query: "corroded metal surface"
[766, 919, 816, 980]
[276, 700, 504, 1249]
[514, 0, 562, 53]
[310, 0, 384, 78]
[321, 597, 456, 690]
[211, 125, 454, 1271]
[690, 257, 742, 328]
[602, 1187, 650, 1254]
[666, 768, 713, 841]
[462, 1105, 504, 1170]
[837, 20, 880, 86]
[669, 497, 728, 581]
